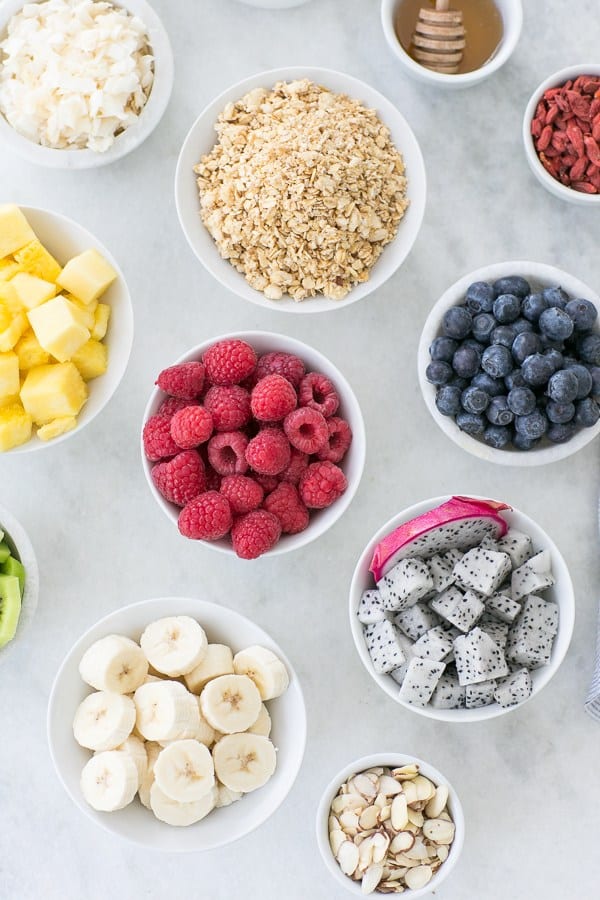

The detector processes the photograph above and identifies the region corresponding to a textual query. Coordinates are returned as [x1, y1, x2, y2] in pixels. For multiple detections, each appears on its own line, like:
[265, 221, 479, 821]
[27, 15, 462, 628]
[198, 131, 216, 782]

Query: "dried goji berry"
[531, 118, 543, 139]
[584, 135, 600, 167]
[546, 104, 560, 125]
[537, 125, 553, 151]
[572, 181, 598, 193]
[570, 157, 588, 181]
[567, 122, 585, 156]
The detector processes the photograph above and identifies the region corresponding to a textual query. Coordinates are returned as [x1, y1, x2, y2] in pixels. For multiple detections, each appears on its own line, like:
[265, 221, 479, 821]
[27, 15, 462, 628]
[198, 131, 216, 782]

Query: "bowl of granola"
[175, 68, 426, 313]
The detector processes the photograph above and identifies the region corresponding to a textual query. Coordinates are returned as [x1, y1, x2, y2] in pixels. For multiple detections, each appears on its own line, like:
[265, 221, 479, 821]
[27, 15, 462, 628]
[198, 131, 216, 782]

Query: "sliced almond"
[395, 854, 420, 868]
[392, 765, 419, 779]
[358, 835, 376, 870]
[425, 784, 449, 819]
[332, 792, 367, 814]
[385, 868, 408, 881]
[330, 827, 346, 856]
[404, 837, 429, 861]
[378, 775, 404, 796]
[361, 863, 384, 895]
[401, 781, 418, 806]
[437, 845, 449, 862]
[364, 767, 384, 777]
[354, 829, 376, 846]
[380, 805, 391, 822]
[405, 865, 433, 890]
[359, 805, 380, 830]
[339, 810, 360, 832]
[371, 832, 390, 863]
[390, 793, 408, 831]
[329, 814, 341, 832]
[423, 817, 455, 845]
[413, 775, 436, 802]
[438, 810, 452, 821]
[337, 840, 359, 876]
[390, 831, 415, 853]
[352, 774, 378, 799]
[407, 808, 424, 828]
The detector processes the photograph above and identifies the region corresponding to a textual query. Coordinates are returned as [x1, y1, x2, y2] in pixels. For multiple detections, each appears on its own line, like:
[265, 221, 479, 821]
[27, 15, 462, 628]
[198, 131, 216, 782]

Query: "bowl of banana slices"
[47, 596, 306, 851]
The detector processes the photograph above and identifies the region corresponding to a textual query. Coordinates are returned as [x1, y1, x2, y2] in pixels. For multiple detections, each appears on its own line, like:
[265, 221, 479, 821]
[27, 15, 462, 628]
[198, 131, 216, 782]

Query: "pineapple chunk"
[0, 402, 32, 451]
[0, 352, 20, 400]
[64, 292, 98, 314]
[14, 330, 50, 371]
[91, 303, 111, 341]
[0, 205, 36, 259]
[71, 340, 108, 380]
[14, 239, 62, 282]
[11, 272, 57, 311]
[68, 298, 95, 330]
[37, 416, 77, 441]
[27, 295, 90, 363]
[0, 312, 28, 353]
[0, 258, 22, 281]
[20, 363, 88, 426]
[0, 281, 24, 315]
[57, 249, 117, 304]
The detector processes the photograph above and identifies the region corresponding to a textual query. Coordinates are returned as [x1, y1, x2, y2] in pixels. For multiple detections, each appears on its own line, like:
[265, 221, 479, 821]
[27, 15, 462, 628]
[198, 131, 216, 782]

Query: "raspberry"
[279, 447, 309, 485]
[251, 374, 297, 422]
[157, 362, 205, 399]
[299, 372, 339, 418]
[317, 416, 353, 463]
[220, 474, 264, 515]
[178, 491, 232, 541]
[170, 406, 214, 449]
[255, 352, 305, 388]
[231, 510, 282, 559]
[263, 482, 309, 534]
[245, 428, 291, 475]
[252, 473, 279, 493]
[143, 415, 180, 461]
[204, 385, 251, 432]
[203, 339, 257, 386]
[207, 431, 249, 476]
[283, 407, 328, 454]
[156, 397, 194, 420]
[151, 450, 206, 507]
[299, 460, 347, 509]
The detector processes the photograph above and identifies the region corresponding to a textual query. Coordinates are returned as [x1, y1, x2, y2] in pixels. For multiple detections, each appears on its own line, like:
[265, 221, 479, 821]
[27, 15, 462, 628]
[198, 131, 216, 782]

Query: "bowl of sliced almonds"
[316, 754, 464, 897]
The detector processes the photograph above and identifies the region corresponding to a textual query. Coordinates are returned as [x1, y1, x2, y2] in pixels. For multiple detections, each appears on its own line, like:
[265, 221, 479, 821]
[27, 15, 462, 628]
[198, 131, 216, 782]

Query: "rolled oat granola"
[194, 79, 409, 302]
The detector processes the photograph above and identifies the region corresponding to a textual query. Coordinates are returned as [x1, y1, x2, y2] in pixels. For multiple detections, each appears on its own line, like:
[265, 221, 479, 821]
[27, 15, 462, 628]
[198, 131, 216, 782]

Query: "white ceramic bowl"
[316, 753, 465, 896]
[418, 261, 600, 466]
[349, 495, 575, 723]
[381, 0, 523, 89]
[141, 331, 366, 557]
[0, 0, 173, 168]
[0, 503, 38, 664]
[175, 66, 426, 313]
[523, 64, 600, 206]
[47, 596, 307, 851]
[7, 206, 134, 454]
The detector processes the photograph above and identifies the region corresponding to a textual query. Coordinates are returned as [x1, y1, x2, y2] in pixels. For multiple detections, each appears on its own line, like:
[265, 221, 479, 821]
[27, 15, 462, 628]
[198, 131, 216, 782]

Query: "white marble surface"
[1, 0, 600, 898]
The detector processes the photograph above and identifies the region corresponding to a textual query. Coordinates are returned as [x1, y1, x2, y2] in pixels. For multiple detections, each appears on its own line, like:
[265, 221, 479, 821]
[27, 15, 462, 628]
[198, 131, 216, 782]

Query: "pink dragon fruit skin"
[370, 496, 511, 582]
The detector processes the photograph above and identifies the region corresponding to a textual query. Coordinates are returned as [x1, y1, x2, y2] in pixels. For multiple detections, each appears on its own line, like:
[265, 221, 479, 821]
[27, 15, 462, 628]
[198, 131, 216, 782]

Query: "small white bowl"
[381, 0, 523, 89]
[175, 66, 426, 313]
[523, 64, 600, 206]
[0, 503, 38, 664]
[349, 495, 575, 723]
[418, 261, 600, 466]
[47, 596, 307, 851]
[141, 331, 366, 557]
[316, 753, 465, 896]
[0, 0, 173, 169]
[7, 206, 134, 454]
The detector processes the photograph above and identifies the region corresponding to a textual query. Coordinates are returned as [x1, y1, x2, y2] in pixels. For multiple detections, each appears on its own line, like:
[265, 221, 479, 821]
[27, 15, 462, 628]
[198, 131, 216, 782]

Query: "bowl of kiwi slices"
[0, 503, 38, 663]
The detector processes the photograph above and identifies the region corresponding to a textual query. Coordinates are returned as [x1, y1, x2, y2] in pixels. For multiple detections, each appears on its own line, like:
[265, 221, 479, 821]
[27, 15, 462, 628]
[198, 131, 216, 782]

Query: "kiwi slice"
[0, 574, 21, 648]
[1, 555, 25, 593]
[0, 542, 10, 564]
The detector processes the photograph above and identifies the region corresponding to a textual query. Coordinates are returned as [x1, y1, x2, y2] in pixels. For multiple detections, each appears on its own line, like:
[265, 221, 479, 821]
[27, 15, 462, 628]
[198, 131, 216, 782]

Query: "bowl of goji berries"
[141, 332, 366, 559]
[524, 64, 600, 205]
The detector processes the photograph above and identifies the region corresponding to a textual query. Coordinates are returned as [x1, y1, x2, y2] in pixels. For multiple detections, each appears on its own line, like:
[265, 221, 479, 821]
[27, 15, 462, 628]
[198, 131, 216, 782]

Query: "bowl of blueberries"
[418, 261, 600, 465]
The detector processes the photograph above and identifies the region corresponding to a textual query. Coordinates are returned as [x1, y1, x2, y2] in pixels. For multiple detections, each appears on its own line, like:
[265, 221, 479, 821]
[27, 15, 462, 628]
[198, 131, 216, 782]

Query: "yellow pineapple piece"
[37, 416, 77, 441]
[67, 297, 95, 330]
[14, 329, 50, 371]
[27, 295, 90, 363]
[0, 281, 24, 315]
[14, 239, 62, 282]
[71, 339, 108, 380]
[0, 312, 27, 353]
[0, 401, 32, 451]
[91, 303, 111, 341]
[57, 248, 117, 304]
[0, 351, 20, 400]
[0, 258, 23, 281]
[20, 362, 88, 426]
[0, 205, 36, 259]
[11, 272, 57, 311]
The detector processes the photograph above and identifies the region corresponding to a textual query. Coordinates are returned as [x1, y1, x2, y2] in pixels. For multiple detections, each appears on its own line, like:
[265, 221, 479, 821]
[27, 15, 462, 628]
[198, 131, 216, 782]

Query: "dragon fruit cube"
[511, 550, 555, 602]
[485, 590, 522, 624]
[430, 668, 466, 709]
[478, 613, 509, 648]
[428, 554, 456, 594]
[453, 627, 509, 686]
[357, 589, 386, 624]
[364, 620, 406, 674]
[412, 625, 454, 662]
[377, 558, 433, 612]
[506, 594, 559, 668]
[394, 602, 440, 641]
[398, 657, 445, 706]
[453, 547, 512, 597]
[496, 529, 533, 569]
[493, 668, 532, 707]
[429, 586, 463, 620]
[444, 589, 485, 633]
[465, 679, 497, 708]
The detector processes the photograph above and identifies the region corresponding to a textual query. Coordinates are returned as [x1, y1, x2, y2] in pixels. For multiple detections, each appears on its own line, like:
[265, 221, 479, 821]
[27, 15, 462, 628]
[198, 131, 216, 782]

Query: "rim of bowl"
[174, 65, 426, 314]
[47, 595, 308, 851]
[6, 204, 134, 454]
[0, 0, 174, 169]
[0, 502, 39, 664]
[141, 331, 367, 557]
[380, 0, 523, 87]
[349, 494, 575, 722]
[522, 64, 600, 205]
[316, 752, 465, 897]
[417, 260, 600, 466]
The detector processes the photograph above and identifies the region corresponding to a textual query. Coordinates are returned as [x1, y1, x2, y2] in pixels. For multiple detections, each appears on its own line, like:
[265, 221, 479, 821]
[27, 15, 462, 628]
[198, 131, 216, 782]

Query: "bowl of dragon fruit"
[349, 495, 574, 721]
[141, 332, 366, 560]
[418, 262, 600, 465]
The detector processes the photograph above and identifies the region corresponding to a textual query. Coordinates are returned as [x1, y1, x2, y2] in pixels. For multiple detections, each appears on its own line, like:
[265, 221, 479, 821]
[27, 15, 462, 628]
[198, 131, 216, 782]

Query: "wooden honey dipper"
[411, 0, 466, 75]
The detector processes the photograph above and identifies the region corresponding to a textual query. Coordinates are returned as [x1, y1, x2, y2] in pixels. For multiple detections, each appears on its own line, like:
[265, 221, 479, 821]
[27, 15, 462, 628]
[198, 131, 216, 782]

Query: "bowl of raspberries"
[141, 332, 365, 559]
[418, 261, 600, 465]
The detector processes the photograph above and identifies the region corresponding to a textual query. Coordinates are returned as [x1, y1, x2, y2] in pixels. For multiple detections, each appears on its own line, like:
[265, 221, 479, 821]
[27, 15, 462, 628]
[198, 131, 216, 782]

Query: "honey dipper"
[411, 0, 466, 75]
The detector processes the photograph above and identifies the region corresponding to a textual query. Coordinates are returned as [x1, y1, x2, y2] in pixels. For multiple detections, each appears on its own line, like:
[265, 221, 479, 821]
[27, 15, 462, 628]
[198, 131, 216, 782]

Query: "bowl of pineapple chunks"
[0, 204, 133, 452]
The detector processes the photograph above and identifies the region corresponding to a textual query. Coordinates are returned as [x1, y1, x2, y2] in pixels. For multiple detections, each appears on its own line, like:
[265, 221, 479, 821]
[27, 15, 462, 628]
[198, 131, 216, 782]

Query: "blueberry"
[512, 331, 542, 365]
[547, 369, 579, 404]
[588, 365, 600, 396]
[452, 345, 481, 379]
[565, 363, 593, 398]
[461, 338, 484, 355]
[426, 361, 453, 386]
[507, 386, 536, 416]
[430, 336, 459, 363]
[565, 298, 598, 332]
[543, 286, 569, 309]
[450, 376, 470, 391]
[493, 276, 531, 298]
[576, 332, 600, 365]
[575, 397, 600, 427]
[471, 372, 505, 397]
[514, 410, 548, 440]
[512, 432, 540, 451]
[486, 396, 514, 426]
[465, 281, 495, 314]
[538, 307, 574, 341]
[491, 325, 517, 348]
[481, 344, 513, 379]
[493, 293, 522, 324]
[472, 313, 497, 344]
[522, 292, 548, 322]
[544, 349, 564, 372]
[512, 318, 534, 335]
[546, 401, 575, 424]
[435, 384, 463, 417]
[521, 353, 555, 387]
[547, 421, 577, 443]
[456, 412, 486, 436]
[540, 335, 565, 352]
[504, 370, 527, 391]
[442, 306, 473, 340]
[483, 425, 512, 449]
[461, 385, 490, 414]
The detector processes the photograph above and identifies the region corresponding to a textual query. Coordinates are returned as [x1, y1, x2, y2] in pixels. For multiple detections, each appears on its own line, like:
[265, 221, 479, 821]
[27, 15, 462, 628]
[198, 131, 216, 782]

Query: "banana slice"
[81, 750, 139, 811]
[232, 646, 289, 701]
[140, 616, 208, 677]
[114, 735, 147, 784]
[154, 739, 215, 803]
[138, 741, 161, 809]
[73, 691, 136, 751]
[184, 644, 234, 694]
[199, 674, 262, 734]
[247, 703, 272, 737]
[79, 635, 148, 694]
[142, 674, 162, 685]
[212, 733, 277, 793]
[150, 781, 215, 827]
[214, 781, 243, 808]
[193, 697, 216, 746]
[134, 681, 200, 742]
